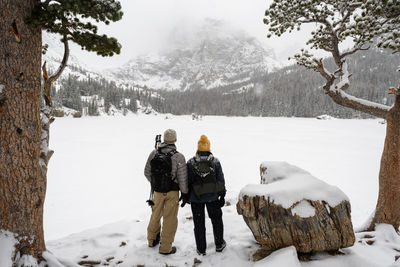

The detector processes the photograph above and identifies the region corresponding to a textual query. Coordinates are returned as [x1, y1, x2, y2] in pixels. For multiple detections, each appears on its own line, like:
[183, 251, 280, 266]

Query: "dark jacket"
[187, 151, 225, 203]
[144, 143, 188, 194]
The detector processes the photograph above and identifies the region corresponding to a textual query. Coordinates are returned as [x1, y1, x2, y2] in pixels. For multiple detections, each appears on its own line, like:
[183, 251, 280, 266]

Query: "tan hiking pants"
[147, 190, 179, 253]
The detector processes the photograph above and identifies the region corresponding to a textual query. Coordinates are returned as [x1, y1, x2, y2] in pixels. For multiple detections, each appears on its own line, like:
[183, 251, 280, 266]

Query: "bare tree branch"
[316, 59, 333, 81]
[40, 34, 70, 176]
[48, 35, 69, 88]
[340, 45, 370, 60]
[42, 35, 69, 107]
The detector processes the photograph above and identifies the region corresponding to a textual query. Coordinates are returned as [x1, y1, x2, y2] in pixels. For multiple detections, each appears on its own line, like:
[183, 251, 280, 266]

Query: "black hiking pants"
[190, 200, 224, 253]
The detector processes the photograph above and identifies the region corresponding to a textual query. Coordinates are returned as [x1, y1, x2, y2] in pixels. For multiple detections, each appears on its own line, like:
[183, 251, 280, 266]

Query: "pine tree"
[264, 0, 400, 230]
[0, 0, 122, 264]
[104, 90, 112, 114]
[59, 75, 83, 112]
[129, 97, 138, 113]
[88, 99, 99, 116]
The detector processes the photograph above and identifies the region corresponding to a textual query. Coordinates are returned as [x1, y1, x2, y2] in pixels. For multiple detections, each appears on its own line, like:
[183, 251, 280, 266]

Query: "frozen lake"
[45, 115, 385, 241]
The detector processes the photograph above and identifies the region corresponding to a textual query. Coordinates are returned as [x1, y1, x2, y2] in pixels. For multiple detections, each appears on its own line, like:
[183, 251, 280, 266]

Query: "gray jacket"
[144, 143, 188, 194]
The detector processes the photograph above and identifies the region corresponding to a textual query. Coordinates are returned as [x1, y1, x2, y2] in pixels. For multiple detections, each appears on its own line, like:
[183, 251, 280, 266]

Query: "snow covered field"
[43, 114, 400, 266]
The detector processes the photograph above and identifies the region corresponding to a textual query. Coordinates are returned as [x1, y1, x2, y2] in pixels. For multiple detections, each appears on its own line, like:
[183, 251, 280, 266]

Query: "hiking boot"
[148, 233, 160, 247]
[160, 246, 177, 255]
[197, 249, 206, 256]
[216, 241, 226, 252]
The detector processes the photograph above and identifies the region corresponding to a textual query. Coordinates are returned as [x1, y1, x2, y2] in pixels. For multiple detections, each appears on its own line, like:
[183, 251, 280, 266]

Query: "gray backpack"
[191, 155, 225, 198]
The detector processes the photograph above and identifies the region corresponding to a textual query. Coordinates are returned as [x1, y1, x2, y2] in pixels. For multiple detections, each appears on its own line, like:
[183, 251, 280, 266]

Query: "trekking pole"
[155, 134, 161, 149]
[146, 134, 162, 207]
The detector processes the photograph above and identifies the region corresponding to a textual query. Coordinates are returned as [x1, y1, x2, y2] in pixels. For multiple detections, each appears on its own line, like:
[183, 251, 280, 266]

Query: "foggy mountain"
[107, 19, 281, 91]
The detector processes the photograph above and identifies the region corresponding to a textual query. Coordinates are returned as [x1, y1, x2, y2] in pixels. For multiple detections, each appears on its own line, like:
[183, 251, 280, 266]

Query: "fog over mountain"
[107, 19, 281, 91]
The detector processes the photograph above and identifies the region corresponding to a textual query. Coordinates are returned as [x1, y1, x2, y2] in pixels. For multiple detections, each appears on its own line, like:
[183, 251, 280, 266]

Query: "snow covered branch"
[320, 62, 391, 119]
[326, 89, 390, 119]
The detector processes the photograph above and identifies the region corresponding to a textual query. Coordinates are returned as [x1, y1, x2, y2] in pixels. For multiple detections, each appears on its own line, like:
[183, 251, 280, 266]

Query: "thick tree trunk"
[237, 196, 355, 261]
[0, 0, 46, 259]
[370, 94, 400, 230]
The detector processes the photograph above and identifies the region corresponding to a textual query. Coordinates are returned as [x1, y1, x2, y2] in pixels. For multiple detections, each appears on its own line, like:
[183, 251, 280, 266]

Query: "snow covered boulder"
[237, 162, 355, 261]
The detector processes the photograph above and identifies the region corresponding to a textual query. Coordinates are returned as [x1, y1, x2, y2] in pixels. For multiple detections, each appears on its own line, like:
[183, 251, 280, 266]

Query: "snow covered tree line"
[53, 46, 399, 118]
[264, 0, 399, 230]
[159, 47, 399, 117]
[51, 74, 148, 116]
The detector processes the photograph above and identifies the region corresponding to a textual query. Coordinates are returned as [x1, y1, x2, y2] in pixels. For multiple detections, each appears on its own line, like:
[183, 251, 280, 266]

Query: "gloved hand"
[218, 196, 225, 207]
[180, 193, 190, 207]
[218, 190, 226, 207]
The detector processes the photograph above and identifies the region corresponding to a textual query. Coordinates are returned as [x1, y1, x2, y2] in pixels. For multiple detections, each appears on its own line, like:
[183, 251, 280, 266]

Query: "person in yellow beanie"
[197, 135, 210, 152]
[185, 135, 226, 255]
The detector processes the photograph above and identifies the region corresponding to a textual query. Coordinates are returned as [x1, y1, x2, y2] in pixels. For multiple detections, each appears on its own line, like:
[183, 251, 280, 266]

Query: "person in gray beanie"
[144, 129, 188, 255]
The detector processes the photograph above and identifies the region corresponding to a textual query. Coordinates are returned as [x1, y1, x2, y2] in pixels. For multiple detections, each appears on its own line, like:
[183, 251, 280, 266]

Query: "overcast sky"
[68, 0, 327, 71]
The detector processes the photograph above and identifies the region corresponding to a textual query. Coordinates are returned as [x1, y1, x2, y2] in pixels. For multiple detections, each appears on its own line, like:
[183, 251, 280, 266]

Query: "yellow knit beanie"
[198, 135, 210, 152]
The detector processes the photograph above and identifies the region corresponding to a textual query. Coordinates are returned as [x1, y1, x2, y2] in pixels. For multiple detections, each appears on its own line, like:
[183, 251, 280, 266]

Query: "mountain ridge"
[107, 19, 281, 91]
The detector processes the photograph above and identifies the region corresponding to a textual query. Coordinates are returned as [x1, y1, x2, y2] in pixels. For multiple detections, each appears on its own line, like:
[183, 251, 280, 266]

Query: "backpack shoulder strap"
[166, 150, 177, 157]
[188, 157, 196, 167]
[195, 153, 214, 162]
[156, 147, 165, 155]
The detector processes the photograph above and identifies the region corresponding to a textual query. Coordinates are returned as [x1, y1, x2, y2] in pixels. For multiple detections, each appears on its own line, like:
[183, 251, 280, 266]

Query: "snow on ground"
[43, 114, 400, 266]
[254, 246, 301, 267]
[0, 231, 16, 267]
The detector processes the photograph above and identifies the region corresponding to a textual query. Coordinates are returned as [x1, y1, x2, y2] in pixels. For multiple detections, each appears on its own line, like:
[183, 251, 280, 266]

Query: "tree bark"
[237, 196, 355, 261]
[370, 94, 400, 230]
[0, 0, 46, 259]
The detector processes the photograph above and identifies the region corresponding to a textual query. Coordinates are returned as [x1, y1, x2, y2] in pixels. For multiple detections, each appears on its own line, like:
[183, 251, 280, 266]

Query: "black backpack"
[150, 149, 178, 193]
[191, 155, 225, 198]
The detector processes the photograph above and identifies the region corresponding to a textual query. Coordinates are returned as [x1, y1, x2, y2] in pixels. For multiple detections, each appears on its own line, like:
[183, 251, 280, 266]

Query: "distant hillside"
[158, 47, 399, 118]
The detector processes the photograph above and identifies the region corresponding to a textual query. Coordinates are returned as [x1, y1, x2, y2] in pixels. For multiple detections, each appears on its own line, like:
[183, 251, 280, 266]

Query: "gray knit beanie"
[164, 129, 177, 144]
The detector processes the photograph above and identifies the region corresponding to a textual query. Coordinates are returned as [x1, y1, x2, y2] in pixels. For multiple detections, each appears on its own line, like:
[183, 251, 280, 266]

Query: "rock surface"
[237, 162, 355, 261]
